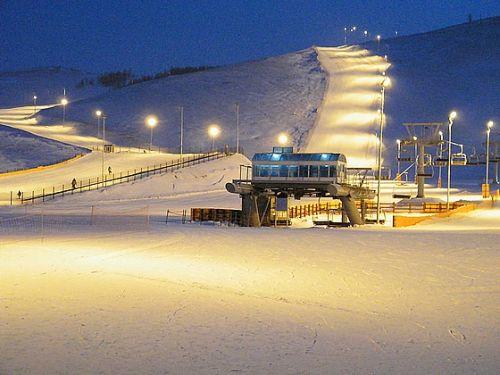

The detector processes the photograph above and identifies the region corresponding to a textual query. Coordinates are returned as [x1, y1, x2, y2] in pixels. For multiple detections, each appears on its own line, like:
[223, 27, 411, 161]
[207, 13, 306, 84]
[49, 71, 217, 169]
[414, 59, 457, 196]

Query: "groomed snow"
[0, 204, 498, 374]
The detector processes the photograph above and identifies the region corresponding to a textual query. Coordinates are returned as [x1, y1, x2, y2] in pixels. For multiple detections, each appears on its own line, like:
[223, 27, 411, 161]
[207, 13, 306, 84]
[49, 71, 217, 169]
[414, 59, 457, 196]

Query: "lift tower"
[402, 123, 444, 198]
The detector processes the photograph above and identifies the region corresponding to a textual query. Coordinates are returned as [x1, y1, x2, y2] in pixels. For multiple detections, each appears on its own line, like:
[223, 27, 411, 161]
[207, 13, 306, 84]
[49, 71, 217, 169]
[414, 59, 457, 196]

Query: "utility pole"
[179, 106, 184, 158]
[485, 121, 493, 185]
[446, 112, 456, 210]
[376, 78, 387, 224]
[101, 116, 106, 183]
[235, 102, 240, 153]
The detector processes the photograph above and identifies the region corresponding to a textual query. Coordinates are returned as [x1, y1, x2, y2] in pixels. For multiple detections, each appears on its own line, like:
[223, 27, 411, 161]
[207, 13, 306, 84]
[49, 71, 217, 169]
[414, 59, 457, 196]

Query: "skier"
[71, 178, 77, 190]
[17, 190, 22, 199]
[108, 166, 112, 174]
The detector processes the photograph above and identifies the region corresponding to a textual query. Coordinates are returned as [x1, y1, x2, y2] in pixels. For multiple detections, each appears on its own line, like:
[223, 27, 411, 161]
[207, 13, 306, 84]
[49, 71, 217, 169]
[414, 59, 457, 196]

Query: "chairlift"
[451, 153, 467, 166]
[434, 157, 448, 166]
[468, 147, 480, 165]
[423, 154, 432, 167]
[397, 157, 413, 162]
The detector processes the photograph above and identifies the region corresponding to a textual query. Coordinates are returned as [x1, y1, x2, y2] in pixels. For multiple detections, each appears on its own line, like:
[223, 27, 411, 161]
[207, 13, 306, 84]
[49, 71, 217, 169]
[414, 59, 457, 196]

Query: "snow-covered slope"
[304, 46, 390, 167]
[39, 49, 325, 156]
[366, 17, 500, 179]
[0, 125, 88, 173]
[5, 18, 499, 184]
[0, 67, 105, 108]
[41, 153, 249, 212]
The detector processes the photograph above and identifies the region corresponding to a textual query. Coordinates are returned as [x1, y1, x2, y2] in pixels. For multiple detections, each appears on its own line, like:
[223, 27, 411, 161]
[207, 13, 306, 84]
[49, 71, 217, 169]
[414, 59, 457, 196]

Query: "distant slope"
[0, 67, 105, 108]
[365, 16, 500, 176]
[39, 49, 326, 156]
[0, 125, 88, 173]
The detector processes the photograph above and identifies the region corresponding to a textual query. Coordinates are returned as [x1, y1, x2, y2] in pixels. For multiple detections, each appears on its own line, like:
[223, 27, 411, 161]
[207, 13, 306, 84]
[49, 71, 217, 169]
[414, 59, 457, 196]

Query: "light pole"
[235, 102, 240, 153]
[95, 110, 102, 139]
[485, 120, 494, 185]
[179, 107, 184, 158]
[396, 139, 401, 179]
[33, 95, 37, 114]
[376, 35, 381, 51]
[413, 136, 418, 182]
[438, 130, 443, 188]
[446, 111, 457, 210]
[101, 115, 106, 183]
[344, 27, 347, 44]
[208, 124, 220, 151]
[145, 116, 158, 152]
[61, 98, 68, 124]
[376, 75, 390, 224]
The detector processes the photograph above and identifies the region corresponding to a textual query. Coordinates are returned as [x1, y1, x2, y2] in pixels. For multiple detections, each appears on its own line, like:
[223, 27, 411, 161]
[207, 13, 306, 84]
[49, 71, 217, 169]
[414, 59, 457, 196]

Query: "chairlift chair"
[434, 157, 448, 166]
[467, 147, 480, 165]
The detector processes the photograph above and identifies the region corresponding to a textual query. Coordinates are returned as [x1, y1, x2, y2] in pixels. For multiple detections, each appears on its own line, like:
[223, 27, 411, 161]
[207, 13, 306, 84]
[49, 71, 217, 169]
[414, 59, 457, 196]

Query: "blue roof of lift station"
[252, 152, 347, 162]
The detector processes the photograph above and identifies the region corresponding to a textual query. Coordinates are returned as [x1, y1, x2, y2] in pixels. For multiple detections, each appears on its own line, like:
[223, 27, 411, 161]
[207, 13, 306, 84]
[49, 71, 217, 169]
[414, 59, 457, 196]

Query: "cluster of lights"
[343, 26, 399, 45]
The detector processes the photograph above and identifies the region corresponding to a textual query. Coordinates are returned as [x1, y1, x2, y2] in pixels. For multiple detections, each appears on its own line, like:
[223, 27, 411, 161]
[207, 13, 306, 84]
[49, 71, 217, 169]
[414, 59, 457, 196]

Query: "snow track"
[305, 46, 390, 167]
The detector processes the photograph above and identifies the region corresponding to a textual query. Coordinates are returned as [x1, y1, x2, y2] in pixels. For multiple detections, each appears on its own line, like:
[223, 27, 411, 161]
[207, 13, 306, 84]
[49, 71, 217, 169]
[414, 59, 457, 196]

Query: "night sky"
[2, 0, 499, 74]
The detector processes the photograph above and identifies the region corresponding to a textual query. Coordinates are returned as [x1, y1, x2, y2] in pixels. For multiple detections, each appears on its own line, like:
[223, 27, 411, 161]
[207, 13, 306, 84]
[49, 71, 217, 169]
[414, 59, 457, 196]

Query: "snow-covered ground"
[1, 203, 498, 374]
[0, 150, 203, 197]
[19, 154, 249, 215]
[0, 124, 88, 173]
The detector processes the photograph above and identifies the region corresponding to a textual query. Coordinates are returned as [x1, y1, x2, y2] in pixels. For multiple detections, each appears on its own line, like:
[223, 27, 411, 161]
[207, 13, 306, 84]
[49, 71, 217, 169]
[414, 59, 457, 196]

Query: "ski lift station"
[226, 147, 375, 227]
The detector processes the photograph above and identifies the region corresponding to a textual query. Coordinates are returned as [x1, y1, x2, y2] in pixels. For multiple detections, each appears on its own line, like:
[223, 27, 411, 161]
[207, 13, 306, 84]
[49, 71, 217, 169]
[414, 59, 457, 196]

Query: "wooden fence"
[288, 200, 470, 219]
[191, 208, 242, 225]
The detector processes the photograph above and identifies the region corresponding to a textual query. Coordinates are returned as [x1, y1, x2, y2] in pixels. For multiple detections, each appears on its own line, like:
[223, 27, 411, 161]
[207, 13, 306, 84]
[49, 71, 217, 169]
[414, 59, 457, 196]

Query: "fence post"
[32, 190, 34, 204]
[42, 188, 45, 202]
[166, 209, 169, 225]
[10, 191, 12, 205]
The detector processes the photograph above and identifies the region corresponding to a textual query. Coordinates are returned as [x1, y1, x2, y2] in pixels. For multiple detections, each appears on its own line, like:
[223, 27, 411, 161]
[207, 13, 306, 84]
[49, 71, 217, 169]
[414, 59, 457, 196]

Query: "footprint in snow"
[448, 328, 466, 343]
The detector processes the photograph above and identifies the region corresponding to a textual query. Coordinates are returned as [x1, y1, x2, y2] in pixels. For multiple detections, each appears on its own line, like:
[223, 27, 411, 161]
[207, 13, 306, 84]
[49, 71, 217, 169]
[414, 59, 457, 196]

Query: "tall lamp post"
[179, 107, 184, 158]
[396, 139, 401, 179]
[485, 120, 494, 186]
[437, 130, 443, 188]
[376, 75, 390, 224]
[95, 110, 102, 139]
[208, 124, 220, 151]
[101, 115, 106, 183]
[145, 116, 158, 152]
[235, 102, 240, 153]
[60, 98, 68, 125]
[446, 111, 457, 210]
[412, 136, 418, 182]
[33, 95, 37, 114]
